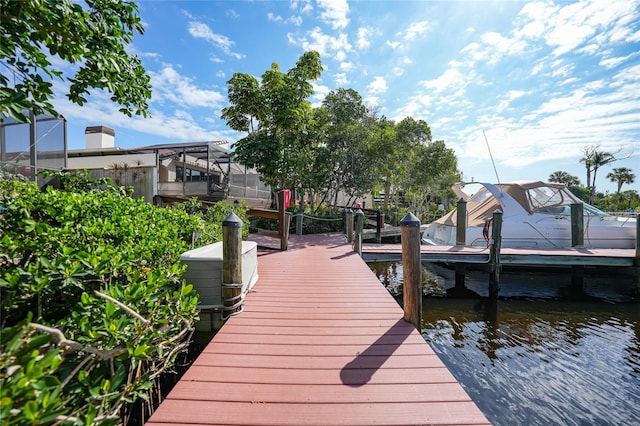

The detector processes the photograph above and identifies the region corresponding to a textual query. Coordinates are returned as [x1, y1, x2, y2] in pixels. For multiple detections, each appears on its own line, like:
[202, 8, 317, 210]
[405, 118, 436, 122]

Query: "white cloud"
[599, 52, 637, 70]
[291, 0, 313, 15]
[288, 16, 303, 26]
[495, 90, 526, 113]
[516, 0, 640, 57]
[150, 66, 226, 109]
[404, 21, 431, 41]
[334, 72, 349, 86]
[364, 96, 380, 109]
[316, 0, 349, 30]
[340, 62, 355, 72]
[392, 67, 404, 77]
[311, 82, 331, 107]
[367, 76, 387, 94]
[421, 68, 464, 94]
[187, 21, 244, 59]
[267, 13, 283, 22]
[356, 26, 373, 49]
[287, 27, 352, 60]
[386, 40, 401, 49]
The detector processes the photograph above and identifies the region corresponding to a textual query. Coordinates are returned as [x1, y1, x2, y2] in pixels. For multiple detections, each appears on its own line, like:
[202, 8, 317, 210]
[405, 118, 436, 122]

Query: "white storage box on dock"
[180, 241, 258, 307]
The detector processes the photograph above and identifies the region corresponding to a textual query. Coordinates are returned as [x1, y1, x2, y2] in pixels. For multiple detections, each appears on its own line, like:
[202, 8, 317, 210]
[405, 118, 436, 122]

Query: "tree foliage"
[548, 171, 581, 187]
[0, 172, 247, 424]
[221, 53, 460, 218]
[606, 167, 635, 193]
[0, 0, 151, 122]
[221, 51, 323, 190]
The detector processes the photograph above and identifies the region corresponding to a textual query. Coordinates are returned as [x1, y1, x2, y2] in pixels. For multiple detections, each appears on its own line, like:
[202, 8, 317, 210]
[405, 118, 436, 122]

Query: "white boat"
[422, 181, 637, 249]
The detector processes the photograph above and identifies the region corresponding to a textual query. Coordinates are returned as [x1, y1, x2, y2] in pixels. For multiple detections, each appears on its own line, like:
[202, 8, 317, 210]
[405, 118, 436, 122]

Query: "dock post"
[281, 213, 291, 251]
[296, 206, 304, 235]
[633, 214, 640, 299]
[570, 203, 585, 291]
[455, 198, 467, 289]
[354, 209, 364, 255]
[400, 213, 422, 330]
[222, 212, 243, 319]
[456, 198, 467, 246]
[488, 210, 503, 296]
[571, 203, 584, 247]
[346, 208, 354, 243]
[376, 208, 383, 243]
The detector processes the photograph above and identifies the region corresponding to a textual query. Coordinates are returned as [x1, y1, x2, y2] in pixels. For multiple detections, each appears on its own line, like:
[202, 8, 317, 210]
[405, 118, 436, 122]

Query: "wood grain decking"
[147, 233, 490, 426]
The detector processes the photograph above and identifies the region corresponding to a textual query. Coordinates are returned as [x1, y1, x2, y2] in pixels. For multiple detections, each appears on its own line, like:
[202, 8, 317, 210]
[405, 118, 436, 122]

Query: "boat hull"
[422, 215, 637, 249]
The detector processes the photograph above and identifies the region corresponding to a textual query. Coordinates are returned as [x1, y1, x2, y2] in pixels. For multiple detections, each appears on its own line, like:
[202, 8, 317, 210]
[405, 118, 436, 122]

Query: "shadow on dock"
[340, 319, 414, 387]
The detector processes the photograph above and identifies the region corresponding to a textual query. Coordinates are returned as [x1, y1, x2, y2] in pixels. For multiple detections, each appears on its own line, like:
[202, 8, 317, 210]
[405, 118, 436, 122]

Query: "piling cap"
[355, 209, 365, 216]
[400, 212, 421, 227]
[222, 212, 243, 228]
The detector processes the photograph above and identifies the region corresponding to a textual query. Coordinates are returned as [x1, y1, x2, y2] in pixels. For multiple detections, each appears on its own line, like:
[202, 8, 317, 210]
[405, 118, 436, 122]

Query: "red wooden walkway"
[147, 233, 489, 426]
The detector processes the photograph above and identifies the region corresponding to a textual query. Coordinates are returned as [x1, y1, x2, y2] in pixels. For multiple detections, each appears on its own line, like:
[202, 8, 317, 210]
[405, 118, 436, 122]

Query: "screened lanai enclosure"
[132, 141, 272, 207]
[66, 138, 272, 207]
[3, 119, 272, 208]
[0, 113, 67, 182]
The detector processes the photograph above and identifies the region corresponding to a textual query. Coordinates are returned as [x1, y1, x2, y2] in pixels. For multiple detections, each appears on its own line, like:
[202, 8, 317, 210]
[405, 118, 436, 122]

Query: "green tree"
[367, 116, 397, 206]
[221, 51, 323, 191]
[317, 88, 372, 205]
[589, 149, 616, 203]
[407, 139, 460, 215]
[1, 0, 151, 122]
[548, 171, 581, 187]
[606, 167, 635, 193]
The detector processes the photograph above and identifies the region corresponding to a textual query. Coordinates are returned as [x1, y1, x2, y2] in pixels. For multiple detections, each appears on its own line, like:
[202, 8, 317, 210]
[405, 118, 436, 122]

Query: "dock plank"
[147, 233, 489, 426]
[362, 242, 636, 266]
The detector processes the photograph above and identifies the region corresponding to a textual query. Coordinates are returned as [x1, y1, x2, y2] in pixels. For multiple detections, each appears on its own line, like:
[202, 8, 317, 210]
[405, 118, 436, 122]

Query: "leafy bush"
[0, 174, 246, 424]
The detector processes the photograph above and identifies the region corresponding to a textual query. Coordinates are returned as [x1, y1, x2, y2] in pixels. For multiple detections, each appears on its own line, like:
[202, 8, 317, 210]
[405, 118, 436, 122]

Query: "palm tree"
[590, 150, 615, 203]
[580, 145, 596, 189]
[606, 167, 635, 193]
[548, 171, 580, 187]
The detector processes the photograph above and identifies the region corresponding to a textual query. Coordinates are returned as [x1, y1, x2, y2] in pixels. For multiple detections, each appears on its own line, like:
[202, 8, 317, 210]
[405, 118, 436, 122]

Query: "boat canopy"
[436, 181, 593, 227]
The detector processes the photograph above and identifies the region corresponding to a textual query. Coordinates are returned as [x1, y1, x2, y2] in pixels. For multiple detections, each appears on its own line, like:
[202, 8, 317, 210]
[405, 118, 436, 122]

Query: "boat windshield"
[467, 187, 493, 204]
[524, 185, 608, 216]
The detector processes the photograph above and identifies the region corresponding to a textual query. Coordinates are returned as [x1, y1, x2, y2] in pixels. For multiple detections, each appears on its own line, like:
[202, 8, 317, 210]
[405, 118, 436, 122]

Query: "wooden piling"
[281, 213, 291, 251]
[488, 210, 502, 296]
[296, 206, 304, 235]
[634, 214, 640, 298]
[456, 198, 467, 246]
[376, 208, 383, 243]
[345, 208, 354, 243]
[571, 203, 584, 247]
[570, 203, 585, 290]
[222, 212, 243, 319]
[354, 209, 364, 256]
[400, 212, 422, 330]
[635, 213, 639, 265]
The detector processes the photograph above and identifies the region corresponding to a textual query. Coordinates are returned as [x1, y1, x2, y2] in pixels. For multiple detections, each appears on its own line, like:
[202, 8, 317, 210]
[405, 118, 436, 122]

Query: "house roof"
[130, 141, 231, 163]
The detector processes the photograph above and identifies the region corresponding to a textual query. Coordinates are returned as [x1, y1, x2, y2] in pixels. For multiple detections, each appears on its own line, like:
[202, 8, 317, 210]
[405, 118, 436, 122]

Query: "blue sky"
[51, 0, 639, 193]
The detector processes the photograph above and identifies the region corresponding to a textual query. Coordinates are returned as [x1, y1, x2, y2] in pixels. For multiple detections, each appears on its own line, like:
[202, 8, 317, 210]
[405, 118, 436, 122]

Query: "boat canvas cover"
[435, 181, 564, 227]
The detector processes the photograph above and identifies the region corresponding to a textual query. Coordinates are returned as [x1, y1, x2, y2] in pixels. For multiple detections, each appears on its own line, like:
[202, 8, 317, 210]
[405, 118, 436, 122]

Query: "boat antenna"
[483, 130, 500, 184]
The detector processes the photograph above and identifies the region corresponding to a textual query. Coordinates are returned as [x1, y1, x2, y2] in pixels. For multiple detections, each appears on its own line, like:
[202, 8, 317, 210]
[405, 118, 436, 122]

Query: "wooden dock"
[362, 243, 637, 267]
[147, 233, 490, 426]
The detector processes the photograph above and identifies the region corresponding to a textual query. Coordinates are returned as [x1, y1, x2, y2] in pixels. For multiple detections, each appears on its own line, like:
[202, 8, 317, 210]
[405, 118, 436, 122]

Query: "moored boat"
[422, 181, 637, 249]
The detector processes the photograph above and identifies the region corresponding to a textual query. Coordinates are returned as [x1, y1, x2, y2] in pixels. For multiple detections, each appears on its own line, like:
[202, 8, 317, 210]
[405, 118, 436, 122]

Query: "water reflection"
[369, 261, 639, 302]
[368, 261, 640, 426]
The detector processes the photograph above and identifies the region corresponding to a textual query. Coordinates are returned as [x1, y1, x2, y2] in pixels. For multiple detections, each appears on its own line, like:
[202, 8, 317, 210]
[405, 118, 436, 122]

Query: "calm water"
[368, 262, 640, 426]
